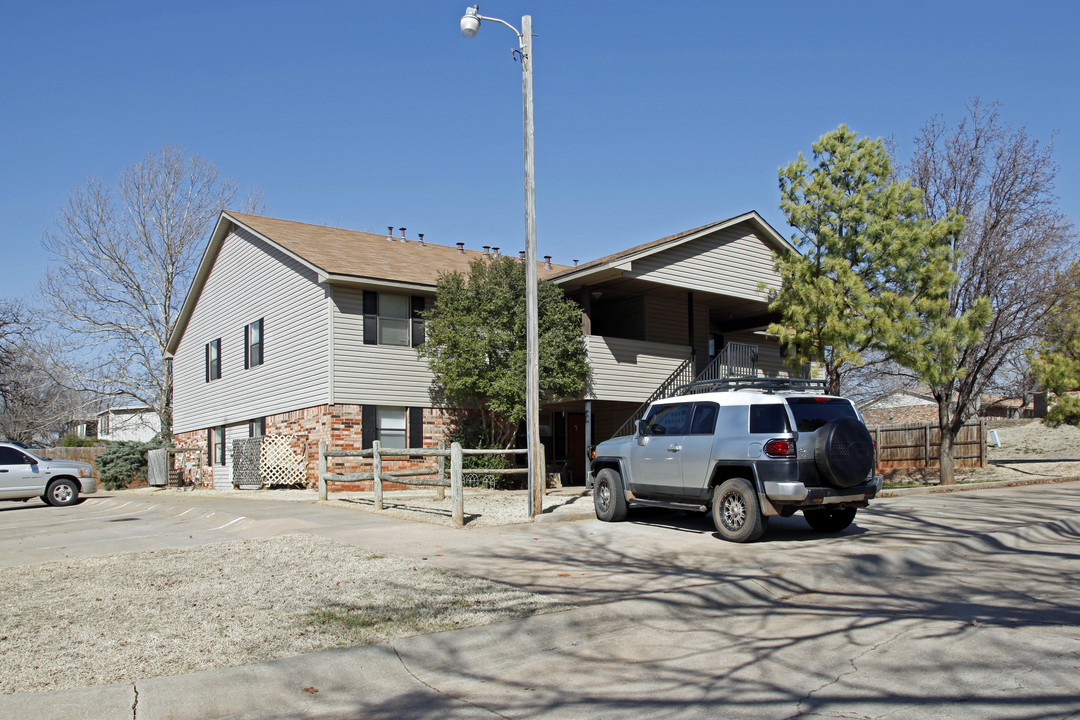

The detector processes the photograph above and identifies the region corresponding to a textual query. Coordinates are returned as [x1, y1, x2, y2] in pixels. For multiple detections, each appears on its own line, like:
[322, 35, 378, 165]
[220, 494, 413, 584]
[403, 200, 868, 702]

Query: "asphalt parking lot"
[3, 481, 1080, 719]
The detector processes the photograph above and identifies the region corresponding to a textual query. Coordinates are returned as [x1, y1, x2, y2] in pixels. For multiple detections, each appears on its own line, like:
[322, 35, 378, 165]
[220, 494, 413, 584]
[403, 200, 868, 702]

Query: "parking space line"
[213, 517, 247, 530]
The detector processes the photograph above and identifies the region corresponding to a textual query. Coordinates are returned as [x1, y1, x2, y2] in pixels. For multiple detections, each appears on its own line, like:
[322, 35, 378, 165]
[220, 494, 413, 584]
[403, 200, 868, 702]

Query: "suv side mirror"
[636, 419, 648, 436]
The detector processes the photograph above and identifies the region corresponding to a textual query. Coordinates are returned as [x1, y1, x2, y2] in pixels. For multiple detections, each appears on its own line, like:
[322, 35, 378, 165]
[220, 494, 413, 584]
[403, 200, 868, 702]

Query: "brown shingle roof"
[227, 212, 572, 286]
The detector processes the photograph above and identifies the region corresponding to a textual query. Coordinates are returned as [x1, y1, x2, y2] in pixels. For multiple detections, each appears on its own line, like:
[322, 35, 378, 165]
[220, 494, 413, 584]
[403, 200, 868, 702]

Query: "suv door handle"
[667, 444, 681, 453]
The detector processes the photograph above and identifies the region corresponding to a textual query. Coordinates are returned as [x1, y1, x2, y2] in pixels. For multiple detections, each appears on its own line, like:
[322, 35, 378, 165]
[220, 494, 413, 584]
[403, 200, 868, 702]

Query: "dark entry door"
[567, 413, 586, 485]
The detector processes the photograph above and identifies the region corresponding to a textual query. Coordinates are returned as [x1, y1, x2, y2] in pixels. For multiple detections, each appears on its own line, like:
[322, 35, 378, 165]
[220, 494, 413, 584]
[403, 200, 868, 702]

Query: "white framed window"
[378, 294, 410, 346]
[206, 338, 221, 381]
[377, 407, 407, 448]
[249, 417, 265, 436]
[208, 426, 225, 466]
[245, 319, 263, 368]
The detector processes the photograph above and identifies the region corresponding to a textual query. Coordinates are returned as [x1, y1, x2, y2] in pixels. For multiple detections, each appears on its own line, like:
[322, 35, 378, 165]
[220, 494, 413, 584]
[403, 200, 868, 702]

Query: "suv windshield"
[785, 397, 859, 432]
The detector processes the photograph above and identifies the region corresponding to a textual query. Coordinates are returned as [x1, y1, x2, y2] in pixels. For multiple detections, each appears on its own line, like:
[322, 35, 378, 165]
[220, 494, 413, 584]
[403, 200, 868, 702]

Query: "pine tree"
[772, 125, 965, 395]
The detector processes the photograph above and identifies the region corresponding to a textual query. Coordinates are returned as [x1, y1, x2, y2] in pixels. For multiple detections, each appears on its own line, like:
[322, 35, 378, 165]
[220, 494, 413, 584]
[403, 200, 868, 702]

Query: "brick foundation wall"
[176, 405, 454, 491]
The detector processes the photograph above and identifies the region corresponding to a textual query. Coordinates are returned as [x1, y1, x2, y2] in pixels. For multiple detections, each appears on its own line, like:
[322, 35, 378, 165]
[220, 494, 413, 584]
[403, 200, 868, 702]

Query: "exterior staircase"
[611, 341, 759, 438]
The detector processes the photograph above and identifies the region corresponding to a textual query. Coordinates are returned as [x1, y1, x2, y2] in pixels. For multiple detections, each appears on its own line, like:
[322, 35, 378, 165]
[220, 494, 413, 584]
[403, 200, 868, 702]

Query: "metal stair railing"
[611, 353, 695, 438]
[607, 342, 762, 439]
[696, 341, 759, 384]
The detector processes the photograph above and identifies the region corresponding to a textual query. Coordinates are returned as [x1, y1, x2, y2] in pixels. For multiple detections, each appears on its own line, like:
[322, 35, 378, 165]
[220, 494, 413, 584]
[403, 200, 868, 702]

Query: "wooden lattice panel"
[258, 434, 306, 487]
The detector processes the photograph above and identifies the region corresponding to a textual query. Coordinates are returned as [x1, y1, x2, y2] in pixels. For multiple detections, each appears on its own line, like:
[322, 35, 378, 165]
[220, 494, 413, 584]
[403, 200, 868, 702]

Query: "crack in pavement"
[132, 683, 139, 719]
[391, 644, 511, 719]
[788, 626, 911, 720]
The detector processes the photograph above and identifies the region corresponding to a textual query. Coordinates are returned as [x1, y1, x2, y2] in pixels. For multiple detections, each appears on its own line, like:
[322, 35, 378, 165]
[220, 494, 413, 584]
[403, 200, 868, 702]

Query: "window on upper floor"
[363, 292, 425, 348]
[245, 319, 264, 369]
[206, 339, 221, 382]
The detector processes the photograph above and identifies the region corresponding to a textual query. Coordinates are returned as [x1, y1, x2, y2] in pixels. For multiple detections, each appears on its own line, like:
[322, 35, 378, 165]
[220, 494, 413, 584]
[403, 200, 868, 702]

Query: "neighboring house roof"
[166, 210, 790, 357]
[96, 405, 156, 417]
[860, 387, 936, 411]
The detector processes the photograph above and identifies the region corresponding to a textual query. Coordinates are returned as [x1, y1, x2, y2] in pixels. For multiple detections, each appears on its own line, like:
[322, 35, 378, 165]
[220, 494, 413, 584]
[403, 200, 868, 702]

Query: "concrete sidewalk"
[4, 505, 1079, 719]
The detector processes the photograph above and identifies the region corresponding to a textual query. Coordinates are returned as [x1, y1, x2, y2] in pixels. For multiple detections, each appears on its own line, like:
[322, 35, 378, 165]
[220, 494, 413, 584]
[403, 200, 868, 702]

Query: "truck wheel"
[593, 468, 628, 522]
[711, 478, 766, 543]
[804, 507, 857, 533]
[45, 479, 79, 507]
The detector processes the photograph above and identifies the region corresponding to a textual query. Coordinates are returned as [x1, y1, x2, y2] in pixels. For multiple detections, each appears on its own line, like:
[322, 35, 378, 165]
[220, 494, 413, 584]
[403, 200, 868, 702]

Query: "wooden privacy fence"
[318, 441, 545, 528]
[869, 419, 987, 471]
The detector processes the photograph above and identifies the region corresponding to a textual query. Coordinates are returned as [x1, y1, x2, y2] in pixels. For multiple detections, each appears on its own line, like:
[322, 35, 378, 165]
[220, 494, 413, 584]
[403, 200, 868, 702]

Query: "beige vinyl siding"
[642, 296, 709, 360]
[586, 335, 690, 403]
[172, 228, 330, 433]
[332, 287, 435, 406]
[726, 331, 792, 378]
[629, 226, 781, 299]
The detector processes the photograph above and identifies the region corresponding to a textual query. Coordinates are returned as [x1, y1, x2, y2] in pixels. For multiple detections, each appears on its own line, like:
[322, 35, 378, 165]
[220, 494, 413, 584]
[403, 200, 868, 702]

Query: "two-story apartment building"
[165, 211, 794, 488]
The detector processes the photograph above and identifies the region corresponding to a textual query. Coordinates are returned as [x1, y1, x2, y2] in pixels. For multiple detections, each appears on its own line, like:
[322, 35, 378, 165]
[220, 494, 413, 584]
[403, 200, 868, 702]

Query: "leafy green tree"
[417, 255, 589, 449]
[771, 125, 963, 395]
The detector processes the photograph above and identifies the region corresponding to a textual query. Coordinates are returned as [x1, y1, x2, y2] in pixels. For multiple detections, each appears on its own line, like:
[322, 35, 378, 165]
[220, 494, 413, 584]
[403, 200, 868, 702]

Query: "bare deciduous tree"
[41, 146, 260, 441]
[0, 340, 87, 445]
[907, 99, 1076, 483]
[0, 299, 30, 398]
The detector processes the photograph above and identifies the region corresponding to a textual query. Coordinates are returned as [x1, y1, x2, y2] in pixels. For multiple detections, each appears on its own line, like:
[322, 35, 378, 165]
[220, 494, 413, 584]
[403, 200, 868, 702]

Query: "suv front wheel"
[711, 478, 766, 543]
[593, 468, 628, 522]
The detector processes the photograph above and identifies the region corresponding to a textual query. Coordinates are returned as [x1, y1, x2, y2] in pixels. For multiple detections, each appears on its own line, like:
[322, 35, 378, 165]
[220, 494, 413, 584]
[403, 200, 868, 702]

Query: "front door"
[630, 402, 692, 497]
[567, 412, 586, 485]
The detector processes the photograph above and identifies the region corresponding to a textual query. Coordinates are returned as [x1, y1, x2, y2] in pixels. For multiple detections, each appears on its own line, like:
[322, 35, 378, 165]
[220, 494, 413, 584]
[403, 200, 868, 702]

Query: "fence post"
[924, 424, 931, 468]
[451, 442, 463, 528]
[318, 442, 328, 501]
[980, 417, 988, 467]
[372, 440, 383, 511]
[436, 440, 446, 501]
[532, 442, 545, 519]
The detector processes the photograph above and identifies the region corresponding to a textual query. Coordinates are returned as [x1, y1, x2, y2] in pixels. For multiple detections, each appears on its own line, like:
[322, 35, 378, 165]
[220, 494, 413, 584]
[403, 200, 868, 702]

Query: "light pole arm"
[473, 13, 524, 46]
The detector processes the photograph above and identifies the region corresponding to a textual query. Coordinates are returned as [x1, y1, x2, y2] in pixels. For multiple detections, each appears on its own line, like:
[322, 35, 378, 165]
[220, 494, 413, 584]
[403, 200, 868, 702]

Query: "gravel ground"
[4, 420, 1075, 695]
[0, 533, 570, 694]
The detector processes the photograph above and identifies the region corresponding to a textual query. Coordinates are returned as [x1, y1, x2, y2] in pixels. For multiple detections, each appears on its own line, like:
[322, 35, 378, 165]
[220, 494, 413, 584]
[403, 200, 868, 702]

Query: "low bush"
[96, 439, 165, 490]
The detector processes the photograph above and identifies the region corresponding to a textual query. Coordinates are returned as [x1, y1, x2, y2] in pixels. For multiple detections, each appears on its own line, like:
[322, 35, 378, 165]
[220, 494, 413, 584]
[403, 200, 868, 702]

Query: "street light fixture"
[459, 5, 542, 518]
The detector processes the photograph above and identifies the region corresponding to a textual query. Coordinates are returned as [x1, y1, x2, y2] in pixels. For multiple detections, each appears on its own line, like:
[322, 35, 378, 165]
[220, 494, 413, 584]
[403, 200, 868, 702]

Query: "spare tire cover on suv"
[813, 418, 875, 488]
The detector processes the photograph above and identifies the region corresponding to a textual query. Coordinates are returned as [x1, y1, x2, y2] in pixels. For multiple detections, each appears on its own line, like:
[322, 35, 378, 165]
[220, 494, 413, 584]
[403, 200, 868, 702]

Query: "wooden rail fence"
[317, 441, 545, 527]
[869, 419, 987, 471]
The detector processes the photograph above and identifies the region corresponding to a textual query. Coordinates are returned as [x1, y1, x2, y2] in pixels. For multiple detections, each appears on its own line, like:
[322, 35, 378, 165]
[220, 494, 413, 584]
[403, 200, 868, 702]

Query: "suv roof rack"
[673, 377, 829, 396]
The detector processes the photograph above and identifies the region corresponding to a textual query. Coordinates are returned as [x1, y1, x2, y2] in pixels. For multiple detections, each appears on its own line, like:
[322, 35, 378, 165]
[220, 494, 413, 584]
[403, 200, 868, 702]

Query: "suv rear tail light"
[764, 438, 796, 458]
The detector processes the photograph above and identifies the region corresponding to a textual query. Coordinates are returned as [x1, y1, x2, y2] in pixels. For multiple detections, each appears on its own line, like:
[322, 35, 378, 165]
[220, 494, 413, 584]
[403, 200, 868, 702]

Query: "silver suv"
[589, 378, 880, 542]
[0, 442, 98, 506]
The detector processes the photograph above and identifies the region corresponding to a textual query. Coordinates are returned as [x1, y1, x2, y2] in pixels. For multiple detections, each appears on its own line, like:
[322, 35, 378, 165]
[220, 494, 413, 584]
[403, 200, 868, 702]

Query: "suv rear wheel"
[804, 506, 857, 533]
[711, 478, 766, 543]
[593, 468, 628, 522]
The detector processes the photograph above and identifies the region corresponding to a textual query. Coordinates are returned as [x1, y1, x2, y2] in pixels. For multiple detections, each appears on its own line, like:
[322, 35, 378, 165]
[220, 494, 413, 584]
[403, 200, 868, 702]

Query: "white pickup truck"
[0, 442, 98, 506]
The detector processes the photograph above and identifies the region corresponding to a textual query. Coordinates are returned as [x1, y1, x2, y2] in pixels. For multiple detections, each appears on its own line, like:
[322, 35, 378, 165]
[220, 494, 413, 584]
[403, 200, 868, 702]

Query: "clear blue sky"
[3, 0, 1077, 301]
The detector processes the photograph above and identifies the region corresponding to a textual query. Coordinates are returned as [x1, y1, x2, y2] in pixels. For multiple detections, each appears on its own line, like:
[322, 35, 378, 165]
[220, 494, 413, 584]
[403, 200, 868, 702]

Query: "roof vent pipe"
[387, 226, 394, 241]
[492, 247, 500, 255]
[483, 246, 490, 255]
[399, 227, 407, 242]
[456, 242, 465, 253]
[418, 233, 425, 246]
[573, 259, 578, 267]
[544, 255, 552, 269]
[519, 250, 526, 260]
